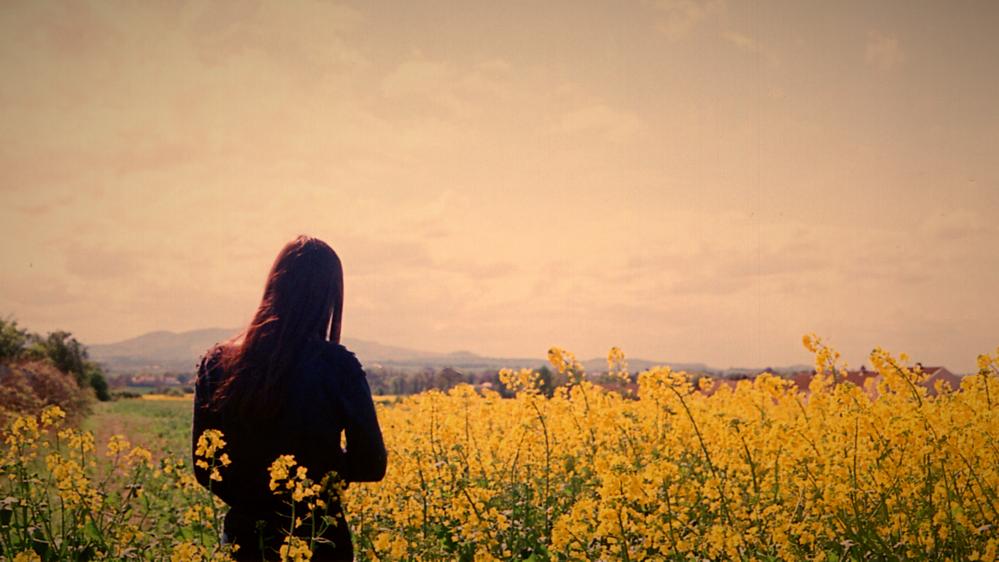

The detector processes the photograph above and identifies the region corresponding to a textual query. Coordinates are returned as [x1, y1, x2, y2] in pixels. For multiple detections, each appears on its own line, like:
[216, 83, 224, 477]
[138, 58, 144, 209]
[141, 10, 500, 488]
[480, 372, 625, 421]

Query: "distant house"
[789, 371, 815, 394]
[701, 378, 742, 397]
[781, 369, 881, 397]
[917, 365, 962, 396]
[781, 364, 961, 398]
[127, 373, 184, 387]
[842, 366, 879, 388]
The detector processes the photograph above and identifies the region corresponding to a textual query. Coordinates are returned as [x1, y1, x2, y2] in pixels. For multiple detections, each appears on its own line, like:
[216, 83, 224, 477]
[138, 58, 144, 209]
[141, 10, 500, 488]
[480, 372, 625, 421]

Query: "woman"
[193, 235, 387, 561]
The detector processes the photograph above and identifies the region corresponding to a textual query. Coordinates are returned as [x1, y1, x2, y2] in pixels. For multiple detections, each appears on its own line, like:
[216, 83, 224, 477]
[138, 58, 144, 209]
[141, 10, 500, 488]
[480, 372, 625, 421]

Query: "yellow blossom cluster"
[3, 340, 998, 561]
[265, 454, 345, 559]
[607, 346, 630, 387]
[345, 342, 999, 561]
[195, 428, 231, 482]
[169, 540, 233, 562]
[267, 454, 334, 513]
[278, 536, 313, 562]
[106, 433, 155, 470]
[1, 406, 234, 561]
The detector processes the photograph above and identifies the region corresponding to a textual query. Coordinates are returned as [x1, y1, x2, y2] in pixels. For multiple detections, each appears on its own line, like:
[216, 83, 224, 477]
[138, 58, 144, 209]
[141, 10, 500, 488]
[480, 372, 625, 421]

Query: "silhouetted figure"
[193, 235, 386, 561]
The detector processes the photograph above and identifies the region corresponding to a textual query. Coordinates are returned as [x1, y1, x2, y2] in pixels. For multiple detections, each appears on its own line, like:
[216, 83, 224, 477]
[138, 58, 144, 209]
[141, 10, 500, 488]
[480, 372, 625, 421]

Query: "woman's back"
[193, 339, 386, 561]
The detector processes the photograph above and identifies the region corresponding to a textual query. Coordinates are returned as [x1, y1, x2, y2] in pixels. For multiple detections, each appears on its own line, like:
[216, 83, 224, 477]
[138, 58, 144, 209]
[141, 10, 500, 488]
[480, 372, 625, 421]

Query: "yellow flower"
[106, 434, 130, 457]
[278, 536, 312, 562]
[127, 446, 153, 468]
[195, 429, 226, 460]
[39, 405, 66, 428]
[170, 541, 207, 562]
[269, 454, 296, 492]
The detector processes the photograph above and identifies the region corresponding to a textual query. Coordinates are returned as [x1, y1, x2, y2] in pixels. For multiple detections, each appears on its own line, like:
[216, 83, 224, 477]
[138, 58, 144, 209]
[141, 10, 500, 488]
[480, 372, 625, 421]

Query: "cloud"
[865, 31, 905, 70]
[722, 30, 779, 67]
[63, 244, 143, 280]
[920, 208, 990, 241]
[0, 274, 79, 308]
[629, 246, 827, 298]
[39, 1, 123, 57]
[342, 231, 515, 282]
[601, 217, 835, 304]
[434, 258, 517, 280]
[557, 104, 644, 143]
[378, 55, 526, 124]
[647, 0, 726, 41]
[381, 59, 454, 100]
[379, 54, 644, 145]
[187, 0, 366, 76]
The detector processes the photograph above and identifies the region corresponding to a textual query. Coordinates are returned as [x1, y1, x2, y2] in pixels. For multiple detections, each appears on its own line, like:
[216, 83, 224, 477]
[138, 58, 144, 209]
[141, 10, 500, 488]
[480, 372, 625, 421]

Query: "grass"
[141, 393, 194, 401]
[84, 394, 395, 464]
[84, 397, 193, 461]
[112, 385, 160, 395]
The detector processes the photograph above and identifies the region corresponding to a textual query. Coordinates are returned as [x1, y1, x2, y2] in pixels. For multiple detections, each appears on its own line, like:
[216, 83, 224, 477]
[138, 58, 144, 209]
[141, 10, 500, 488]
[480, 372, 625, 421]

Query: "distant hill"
[86, 327, 800, 376]
[579, 357, 709, 374]
[88, 328, 236, 374]
[87, 328, 544, 374]
[722, 365, 815, 377]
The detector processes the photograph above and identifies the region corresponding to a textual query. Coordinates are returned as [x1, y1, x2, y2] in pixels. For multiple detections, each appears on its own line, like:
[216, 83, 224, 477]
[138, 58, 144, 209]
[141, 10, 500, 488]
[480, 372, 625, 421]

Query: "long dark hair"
[209, 235, 344, 418]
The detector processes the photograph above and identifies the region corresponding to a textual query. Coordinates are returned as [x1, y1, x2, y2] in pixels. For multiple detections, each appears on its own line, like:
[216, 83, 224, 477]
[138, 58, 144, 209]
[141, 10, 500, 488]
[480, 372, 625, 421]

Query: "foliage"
[0, 405, 346, 561]
[2, 338, 998, 561]
[0, 361, 93, 429]
[345, 341, 999, 561]
[0, 405, 225, 560]
[0, 317, 29, 363]
[85, 364, 111, 403]
[0, 318, 111, 402]
[27, 330, 111, 402]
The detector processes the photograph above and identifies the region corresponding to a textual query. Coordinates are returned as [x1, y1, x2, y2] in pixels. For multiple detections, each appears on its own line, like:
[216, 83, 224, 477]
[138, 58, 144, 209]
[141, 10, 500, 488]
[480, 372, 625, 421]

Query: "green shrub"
[0, 360, 92, 429]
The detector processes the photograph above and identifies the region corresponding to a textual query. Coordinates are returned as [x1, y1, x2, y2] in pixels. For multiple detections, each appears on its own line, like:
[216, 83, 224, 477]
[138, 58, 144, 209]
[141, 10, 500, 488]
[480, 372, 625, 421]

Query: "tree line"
[0, 316, 111, 402]
[364, 365, 637, 398]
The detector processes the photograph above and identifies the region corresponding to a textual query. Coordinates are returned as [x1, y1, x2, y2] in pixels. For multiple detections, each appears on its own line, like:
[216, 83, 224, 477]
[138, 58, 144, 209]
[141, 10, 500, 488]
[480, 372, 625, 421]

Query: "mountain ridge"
[86, 327, 802, 376]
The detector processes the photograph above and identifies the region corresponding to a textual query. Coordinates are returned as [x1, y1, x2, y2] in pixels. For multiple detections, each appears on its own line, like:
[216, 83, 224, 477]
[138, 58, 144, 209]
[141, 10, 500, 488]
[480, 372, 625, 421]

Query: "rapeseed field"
[2, 337, 998, 561]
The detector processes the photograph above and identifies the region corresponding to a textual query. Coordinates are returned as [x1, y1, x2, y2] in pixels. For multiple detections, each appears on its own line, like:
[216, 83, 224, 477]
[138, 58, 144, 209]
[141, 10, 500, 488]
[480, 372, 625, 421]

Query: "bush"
[0, 316, 111, 403]
[0, 359, 92, 429]
[0, 317, 28, 362]
[86, 362, 112, 401]
[0, 363, 43, 425]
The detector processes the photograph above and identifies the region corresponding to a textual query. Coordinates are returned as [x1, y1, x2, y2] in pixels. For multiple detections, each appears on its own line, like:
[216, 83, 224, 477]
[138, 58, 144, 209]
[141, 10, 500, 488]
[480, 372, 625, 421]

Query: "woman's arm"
[191, 363, 215, 491]
[191, 350, 236, 500]
[338, 366, 387, 483]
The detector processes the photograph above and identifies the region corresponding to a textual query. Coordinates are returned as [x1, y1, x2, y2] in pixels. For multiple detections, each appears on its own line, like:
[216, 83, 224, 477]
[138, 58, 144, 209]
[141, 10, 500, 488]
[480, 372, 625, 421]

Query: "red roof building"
[780, 364, 961, 398]
[917, 365, 962, 396]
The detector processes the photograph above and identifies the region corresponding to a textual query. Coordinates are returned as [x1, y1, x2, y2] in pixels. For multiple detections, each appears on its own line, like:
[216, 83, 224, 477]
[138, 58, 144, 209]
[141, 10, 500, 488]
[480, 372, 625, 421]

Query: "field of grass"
[111, 385, 160, 395]
[82, 393, 394, 467]
[83, 396, 193, 462]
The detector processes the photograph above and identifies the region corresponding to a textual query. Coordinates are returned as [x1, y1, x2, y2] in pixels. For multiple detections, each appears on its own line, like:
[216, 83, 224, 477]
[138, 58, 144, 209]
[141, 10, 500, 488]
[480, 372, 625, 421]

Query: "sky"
[1, 0, 997, 372]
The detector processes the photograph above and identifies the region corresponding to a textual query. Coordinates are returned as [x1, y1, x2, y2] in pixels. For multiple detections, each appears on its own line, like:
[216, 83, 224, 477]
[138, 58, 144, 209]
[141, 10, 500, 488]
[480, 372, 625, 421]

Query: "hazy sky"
[1, 0, 997, 372]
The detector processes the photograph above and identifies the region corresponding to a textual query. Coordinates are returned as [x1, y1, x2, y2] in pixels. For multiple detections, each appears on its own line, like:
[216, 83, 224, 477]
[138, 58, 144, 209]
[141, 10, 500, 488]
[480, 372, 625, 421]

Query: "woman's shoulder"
[193, 344, 231, 411]
[306, 340, 365, 377]
[197, 343, 230, 375]
[195, 343, 239, 393]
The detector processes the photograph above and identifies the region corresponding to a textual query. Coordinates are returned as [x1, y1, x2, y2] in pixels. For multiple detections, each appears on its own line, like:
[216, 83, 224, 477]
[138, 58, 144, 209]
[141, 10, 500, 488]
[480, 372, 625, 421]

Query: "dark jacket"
[193, 340, 387, 561]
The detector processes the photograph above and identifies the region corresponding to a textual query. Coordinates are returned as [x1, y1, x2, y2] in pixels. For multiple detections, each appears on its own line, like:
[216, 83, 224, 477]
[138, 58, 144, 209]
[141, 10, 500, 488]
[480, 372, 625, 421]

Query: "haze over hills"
[86, 328, 806, 376]
[88, 328, 450, 373]
[87, 328, 542, 374]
